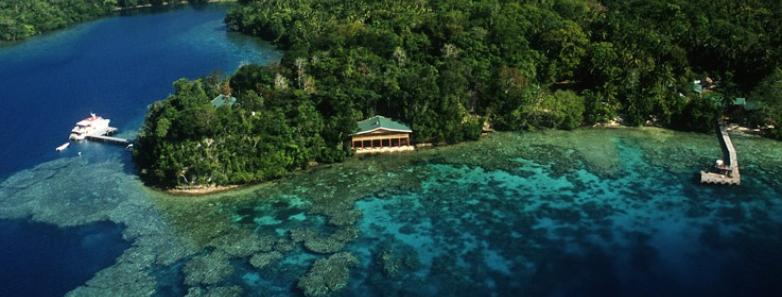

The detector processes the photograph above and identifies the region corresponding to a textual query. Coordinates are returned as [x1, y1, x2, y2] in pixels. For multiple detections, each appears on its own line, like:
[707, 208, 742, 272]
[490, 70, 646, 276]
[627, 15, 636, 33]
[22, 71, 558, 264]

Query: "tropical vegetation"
[0, 0, 209, 42]
[131, 0, 782, 187]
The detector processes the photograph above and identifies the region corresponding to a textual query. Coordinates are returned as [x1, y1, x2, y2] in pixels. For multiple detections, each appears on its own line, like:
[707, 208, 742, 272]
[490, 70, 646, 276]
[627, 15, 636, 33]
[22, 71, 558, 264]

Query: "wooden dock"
[84, 127, 130, 145]
[86, 134, 129, 144]
[700, 122, 740, 185]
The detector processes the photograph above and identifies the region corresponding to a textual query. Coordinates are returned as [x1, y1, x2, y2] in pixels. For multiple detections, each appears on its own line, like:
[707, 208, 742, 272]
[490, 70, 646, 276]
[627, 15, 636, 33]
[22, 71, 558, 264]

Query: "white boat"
[69, 113, 111, 141]
[55, 142, 70, 152]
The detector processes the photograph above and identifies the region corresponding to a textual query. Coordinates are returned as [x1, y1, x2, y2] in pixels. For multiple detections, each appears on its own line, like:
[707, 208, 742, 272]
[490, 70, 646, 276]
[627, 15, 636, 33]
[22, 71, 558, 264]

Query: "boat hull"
[55, 143, 70, 151]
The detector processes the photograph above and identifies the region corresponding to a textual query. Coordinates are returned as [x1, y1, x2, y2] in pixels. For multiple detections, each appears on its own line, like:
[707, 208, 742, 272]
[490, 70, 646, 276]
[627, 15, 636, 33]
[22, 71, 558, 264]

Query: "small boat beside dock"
[700, 122, 740, 185]
[55, 142, 70, 152]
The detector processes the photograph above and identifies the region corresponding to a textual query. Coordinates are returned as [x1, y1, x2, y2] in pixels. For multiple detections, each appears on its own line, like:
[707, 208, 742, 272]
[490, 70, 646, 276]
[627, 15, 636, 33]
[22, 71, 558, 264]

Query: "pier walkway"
[700, 122, 740, 185]
[86, 134, 129, 144]
[85, 127, 130, 145]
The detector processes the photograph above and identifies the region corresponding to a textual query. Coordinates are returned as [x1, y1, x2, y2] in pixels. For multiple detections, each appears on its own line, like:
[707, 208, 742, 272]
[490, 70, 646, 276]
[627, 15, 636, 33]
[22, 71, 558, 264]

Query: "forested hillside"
[0, 0, 208, 42]
[135, 0, 782, 187]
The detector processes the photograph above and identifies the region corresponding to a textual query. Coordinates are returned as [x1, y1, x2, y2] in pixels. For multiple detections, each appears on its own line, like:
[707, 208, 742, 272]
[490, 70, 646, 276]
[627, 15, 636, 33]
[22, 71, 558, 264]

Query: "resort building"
[731, 97, 762, 111]
[351, 115, 414, 154]
[211, 94, 237, 108]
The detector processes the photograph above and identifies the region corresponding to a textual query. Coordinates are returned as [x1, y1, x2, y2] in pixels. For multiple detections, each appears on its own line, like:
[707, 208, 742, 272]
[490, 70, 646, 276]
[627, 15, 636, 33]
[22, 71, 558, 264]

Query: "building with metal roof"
[211, 94, 237, 108]
[351, 115, 413, 154]
[732, 97, 762, 111]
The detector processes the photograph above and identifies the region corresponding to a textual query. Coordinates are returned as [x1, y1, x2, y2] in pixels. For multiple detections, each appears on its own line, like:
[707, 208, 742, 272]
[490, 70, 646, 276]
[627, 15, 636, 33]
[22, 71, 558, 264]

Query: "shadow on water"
[0, 219, 130, 297]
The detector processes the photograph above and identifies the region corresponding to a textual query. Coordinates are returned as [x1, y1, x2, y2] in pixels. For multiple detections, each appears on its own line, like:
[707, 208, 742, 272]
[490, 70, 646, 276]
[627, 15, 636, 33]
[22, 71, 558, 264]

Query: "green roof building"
[732, 97, 762, 111]
[351, 115, 414, 153]
[353, 115, 412, 135]
[211, 94, 237, 108]
[692, 80, 704, 94]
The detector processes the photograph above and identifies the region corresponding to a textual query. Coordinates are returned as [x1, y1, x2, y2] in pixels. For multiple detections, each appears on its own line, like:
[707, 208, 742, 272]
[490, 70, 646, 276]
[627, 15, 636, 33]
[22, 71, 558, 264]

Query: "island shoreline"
[0, 1, 237, 45]
[148, 126, 700, 197]
[164, 184, 241, 196]
[113, 0, 237, 12]
[132, 0, 781, 193]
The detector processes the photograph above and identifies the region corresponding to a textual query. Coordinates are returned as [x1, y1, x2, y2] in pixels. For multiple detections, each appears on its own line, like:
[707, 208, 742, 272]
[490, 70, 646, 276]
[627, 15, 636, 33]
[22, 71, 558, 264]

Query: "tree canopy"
[0, 0, 209, 42]
[133, 0, 782, 187]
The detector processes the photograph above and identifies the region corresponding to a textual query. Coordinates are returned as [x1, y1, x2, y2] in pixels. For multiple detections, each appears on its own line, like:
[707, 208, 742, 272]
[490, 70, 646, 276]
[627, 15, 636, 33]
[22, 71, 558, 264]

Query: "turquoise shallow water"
[350, 156, 780, 296]
[0, 5, 781, 297]
[6, 128, 780, 297]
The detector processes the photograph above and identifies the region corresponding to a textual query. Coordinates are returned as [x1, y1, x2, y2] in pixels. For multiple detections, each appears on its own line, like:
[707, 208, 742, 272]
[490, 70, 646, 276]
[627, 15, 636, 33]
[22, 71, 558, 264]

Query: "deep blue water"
[0, 5, 278, 297]
[0, 219, 129, 297]
[0, 5, 279, 178]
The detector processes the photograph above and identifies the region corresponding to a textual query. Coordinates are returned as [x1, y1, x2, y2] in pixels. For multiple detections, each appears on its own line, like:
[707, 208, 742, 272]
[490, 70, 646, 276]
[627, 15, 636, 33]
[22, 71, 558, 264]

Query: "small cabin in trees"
[211, 94, 236, 108]
[351, 115, 414, 154]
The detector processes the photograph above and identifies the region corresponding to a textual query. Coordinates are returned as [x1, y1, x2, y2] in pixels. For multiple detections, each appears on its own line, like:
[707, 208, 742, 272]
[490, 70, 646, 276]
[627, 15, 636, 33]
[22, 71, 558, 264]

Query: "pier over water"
[700, 122, 741, 185]
[85, 134, 129, 145]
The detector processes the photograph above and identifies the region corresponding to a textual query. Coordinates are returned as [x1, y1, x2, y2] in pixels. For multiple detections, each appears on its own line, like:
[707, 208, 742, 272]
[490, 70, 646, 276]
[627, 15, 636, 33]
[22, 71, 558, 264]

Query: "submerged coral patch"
[297, 252, 359, 297]
[184, 252, 234, 286]
[1, 129, 782, 296]
[249, 251, 283, 269]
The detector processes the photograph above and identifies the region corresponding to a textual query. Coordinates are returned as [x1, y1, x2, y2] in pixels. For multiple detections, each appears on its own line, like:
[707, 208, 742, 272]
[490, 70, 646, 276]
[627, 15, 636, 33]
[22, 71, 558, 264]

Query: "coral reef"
[208, 232, 275, 257]
[290, 226, 360, 254]
[183, 252, 234, 286]
[274, 238, 296, 253]
[378, 249, 401, 277]
[376, 246, 420, 278]
[0, 158, 200, 297]
[327, 210, 362, 226]
[64, 255, 157, 297]
[184, 286, 243, 297]
[250, 251, 284, 269]
[2, 129, 782, 296]
[298, 252, 359, 297]
[290, 227, 316, 243]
